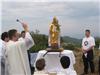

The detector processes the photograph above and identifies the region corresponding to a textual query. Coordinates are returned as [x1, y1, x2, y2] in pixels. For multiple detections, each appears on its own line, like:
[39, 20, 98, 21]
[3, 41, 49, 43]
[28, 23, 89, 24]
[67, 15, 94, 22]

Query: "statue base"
[43, 47, 64, 57]
[46, 47, 64, 52]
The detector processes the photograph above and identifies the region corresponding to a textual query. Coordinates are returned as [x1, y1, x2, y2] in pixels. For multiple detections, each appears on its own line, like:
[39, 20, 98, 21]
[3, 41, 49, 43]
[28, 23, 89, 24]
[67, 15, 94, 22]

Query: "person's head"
[85, 29, 90, 37]
[60, 56, 70, 69]
[1, 32, 9, 42]
[8, 29, 19, 41]
[36, 58, 45, 71]
[21, 31, 25, 38]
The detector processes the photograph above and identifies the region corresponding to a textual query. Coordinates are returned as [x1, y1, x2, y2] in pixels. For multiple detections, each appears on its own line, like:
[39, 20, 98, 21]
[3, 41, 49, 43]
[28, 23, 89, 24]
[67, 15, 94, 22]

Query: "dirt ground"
[74, 48, 100, 75]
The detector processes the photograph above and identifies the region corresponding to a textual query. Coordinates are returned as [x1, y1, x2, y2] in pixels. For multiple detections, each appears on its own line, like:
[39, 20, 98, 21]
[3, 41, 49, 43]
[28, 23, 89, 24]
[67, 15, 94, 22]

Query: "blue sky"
[2, 1, 100, 39]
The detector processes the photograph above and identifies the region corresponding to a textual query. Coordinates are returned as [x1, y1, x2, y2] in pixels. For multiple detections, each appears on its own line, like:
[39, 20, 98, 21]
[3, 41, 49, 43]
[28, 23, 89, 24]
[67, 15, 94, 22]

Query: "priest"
[6, 22, 34, 75]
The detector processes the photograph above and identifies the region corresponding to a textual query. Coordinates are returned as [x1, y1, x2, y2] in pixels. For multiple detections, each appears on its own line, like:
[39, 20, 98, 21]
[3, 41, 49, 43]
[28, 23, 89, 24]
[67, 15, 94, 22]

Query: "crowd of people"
[0, 22, 100, 75]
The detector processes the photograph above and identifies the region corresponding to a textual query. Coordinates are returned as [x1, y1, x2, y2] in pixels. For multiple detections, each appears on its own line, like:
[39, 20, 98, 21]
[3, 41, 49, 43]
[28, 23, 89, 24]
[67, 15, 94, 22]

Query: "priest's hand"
[21, 22, 29, 32]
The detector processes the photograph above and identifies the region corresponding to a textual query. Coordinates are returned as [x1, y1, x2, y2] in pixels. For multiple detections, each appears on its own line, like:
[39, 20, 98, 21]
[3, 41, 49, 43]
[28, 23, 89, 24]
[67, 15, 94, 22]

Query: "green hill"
[62, 36, 82, 47]
[29, 32, 100, 52]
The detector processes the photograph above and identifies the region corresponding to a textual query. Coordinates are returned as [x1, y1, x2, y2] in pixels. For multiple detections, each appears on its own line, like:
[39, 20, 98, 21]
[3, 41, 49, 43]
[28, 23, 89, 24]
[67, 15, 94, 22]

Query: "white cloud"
[2, 2, 100, 38]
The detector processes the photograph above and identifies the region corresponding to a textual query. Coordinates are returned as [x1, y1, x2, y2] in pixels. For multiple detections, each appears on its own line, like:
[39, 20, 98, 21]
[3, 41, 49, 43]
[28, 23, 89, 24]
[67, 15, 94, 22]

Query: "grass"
[73, 48, 100, 75]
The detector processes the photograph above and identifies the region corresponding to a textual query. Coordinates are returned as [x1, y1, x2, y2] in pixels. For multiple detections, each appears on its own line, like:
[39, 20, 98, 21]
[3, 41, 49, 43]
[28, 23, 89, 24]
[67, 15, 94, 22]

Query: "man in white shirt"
[6, 22, 34, 75]
[0, 39, 6, 75]
[81, 30, 95, 75]
[58, 56, 77, 75]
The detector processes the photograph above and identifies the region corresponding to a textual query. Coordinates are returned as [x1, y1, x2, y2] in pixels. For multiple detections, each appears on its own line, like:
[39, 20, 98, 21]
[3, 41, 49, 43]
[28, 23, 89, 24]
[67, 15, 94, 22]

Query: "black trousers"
[82, 49, 95, 73]
[27, 51, 35, 75]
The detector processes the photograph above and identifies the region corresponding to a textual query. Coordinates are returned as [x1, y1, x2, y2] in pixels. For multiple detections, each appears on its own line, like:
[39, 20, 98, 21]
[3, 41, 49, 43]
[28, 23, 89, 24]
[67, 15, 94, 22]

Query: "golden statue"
[48, 17, 63, 51]
[44, 17, 63, 57]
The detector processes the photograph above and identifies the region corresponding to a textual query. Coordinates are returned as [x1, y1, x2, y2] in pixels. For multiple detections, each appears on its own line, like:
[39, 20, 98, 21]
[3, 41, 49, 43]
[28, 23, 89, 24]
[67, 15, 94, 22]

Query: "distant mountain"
[62, 36, 82, 46]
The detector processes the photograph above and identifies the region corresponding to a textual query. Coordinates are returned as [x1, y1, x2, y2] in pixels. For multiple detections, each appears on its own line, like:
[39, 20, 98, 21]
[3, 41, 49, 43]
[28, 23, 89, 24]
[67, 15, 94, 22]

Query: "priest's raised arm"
[17, 22, 34, 50]
[14, 22, 35, 75]
[6, 22, 34, 75]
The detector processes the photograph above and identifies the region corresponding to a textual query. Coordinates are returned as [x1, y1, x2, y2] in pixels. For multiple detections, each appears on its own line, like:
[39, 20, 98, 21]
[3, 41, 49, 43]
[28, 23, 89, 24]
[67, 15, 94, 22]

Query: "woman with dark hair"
[1, 32, 9, 42]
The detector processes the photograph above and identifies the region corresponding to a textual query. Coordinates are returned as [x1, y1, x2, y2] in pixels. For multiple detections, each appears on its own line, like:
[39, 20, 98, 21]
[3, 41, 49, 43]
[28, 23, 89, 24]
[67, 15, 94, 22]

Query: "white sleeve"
[24, 32, 35, 50]
[17, 32, 34, 50]
[90, 37, 95, 46]
[0, 40, 6, 57]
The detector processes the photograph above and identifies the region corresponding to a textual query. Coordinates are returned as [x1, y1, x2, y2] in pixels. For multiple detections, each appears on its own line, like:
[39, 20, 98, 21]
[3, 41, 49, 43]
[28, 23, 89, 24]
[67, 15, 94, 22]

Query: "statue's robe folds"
[6, 32, 34, 75]
[49, 24, 60, 47]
